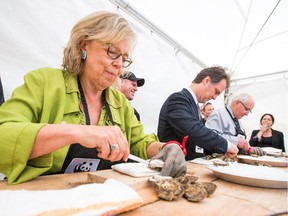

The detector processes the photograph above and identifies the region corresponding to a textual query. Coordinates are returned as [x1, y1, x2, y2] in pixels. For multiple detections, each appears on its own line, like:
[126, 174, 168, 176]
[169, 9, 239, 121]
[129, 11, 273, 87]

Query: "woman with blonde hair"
[0, 11, 186, 184]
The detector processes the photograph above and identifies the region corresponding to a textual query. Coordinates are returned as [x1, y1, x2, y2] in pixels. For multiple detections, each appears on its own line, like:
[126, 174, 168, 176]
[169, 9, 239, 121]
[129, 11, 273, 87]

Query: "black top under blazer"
[157, 88, 228, 160]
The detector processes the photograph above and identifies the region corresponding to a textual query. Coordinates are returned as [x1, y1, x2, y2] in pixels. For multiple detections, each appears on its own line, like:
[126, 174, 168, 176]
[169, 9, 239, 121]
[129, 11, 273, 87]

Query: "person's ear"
[202, 76, 211, 86]
[79, 40, 87, 51]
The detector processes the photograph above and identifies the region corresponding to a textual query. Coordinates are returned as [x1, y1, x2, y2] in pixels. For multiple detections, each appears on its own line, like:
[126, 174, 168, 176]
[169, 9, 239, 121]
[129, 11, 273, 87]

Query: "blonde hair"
[62, 11, 137, 76]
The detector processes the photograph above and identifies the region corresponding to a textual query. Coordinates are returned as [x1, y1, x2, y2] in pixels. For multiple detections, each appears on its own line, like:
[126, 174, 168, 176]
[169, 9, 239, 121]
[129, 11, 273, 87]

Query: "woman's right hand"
[31, 124, 129, 161]
[78, 125, 129, 162]
[260, 123, 269, 133]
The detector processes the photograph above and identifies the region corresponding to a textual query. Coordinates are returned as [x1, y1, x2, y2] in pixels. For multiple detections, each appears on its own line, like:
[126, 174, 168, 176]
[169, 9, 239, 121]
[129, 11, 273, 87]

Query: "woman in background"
[200, 102, 214, 123]
[249, 113, 285, 152]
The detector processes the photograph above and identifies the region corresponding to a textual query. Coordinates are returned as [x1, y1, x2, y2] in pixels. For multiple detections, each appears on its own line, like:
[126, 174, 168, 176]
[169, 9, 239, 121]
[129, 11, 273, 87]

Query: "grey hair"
[231, 93, 254, 103]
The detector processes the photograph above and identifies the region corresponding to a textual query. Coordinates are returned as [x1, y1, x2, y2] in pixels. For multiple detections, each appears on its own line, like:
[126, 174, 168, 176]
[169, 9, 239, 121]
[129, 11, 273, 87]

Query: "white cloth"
[0, 179, 143, 216]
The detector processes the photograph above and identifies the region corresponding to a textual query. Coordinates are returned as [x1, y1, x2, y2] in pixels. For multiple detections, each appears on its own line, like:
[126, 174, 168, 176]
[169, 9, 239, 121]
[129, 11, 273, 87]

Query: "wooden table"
[0, 163, 287, 216]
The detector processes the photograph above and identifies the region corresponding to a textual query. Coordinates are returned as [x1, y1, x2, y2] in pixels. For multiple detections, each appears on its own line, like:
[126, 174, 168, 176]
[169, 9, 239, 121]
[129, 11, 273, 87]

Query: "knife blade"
[128, 154, 149, 164]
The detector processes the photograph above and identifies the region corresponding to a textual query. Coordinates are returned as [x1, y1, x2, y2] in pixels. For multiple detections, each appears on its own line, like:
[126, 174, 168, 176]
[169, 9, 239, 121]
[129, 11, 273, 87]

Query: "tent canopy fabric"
[0, 0, 286, 150]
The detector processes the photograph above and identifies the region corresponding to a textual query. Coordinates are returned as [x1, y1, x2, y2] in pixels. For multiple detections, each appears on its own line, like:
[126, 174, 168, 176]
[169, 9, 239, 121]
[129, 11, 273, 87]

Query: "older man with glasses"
[205, 93, 265, 156]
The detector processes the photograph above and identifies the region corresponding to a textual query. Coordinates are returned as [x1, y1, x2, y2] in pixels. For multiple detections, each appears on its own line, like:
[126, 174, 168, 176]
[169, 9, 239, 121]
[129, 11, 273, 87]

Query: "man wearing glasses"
[205, 93, 265, 155]
[117, 71, 145, 121]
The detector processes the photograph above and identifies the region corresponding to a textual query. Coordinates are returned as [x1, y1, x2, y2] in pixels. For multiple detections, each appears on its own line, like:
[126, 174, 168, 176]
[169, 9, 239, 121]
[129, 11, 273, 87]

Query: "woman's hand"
[248, 147, 265, 156]
[151, 144, 187, 177]
[79, 125, 130, 162]
[260, 123, 269, 133]
[31, 124, 129, 161]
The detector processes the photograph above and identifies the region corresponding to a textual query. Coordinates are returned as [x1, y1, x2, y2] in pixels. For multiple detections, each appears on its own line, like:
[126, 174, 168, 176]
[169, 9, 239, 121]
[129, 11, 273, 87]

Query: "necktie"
[234, 118, 246, 137]
[233, 118, 240, 129]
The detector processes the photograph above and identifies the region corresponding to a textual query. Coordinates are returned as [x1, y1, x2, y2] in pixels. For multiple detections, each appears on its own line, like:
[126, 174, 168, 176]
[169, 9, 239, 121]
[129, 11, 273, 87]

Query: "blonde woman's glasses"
[106, 43, 133, 68]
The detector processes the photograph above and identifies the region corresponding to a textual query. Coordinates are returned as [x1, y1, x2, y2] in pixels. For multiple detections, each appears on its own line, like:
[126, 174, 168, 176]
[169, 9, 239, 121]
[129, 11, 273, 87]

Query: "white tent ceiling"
[128, 0, 288, 79]
[0, 0, 287, 149]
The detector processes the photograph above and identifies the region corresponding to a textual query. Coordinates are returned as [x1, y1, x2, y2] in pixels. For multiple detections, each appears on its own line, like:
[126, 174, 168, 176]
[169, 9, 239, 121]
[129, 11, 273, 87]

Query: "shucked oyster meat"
[149, 175, 217, 202]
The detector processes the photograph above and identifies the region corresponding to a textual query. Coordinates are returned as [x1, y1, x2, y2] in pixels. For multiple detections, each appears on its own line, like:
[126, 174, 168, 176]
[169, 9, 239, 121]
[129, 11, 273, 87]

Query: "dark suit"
[249, 129, 285, 152]
[157, 88, 228, 160]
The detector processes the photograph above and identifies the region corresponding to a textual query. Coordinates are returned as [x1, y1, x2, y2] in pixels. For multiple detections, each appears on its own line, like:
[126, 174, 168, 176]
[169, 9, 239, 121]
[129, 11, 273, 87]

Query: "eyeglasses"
[239, 101, 252, 113]
[106, 43, 133, 68]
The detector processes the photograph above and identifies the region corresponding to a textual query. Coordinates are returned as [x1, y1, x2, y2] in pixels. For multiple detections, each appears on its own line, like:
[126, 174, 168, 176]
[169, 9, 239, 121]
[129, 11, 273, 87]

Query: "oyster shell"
[149, 176, 184, 201]
[184, 182, 207, 202]
[201, 182, 217, 196]
[210, 158, 229, 166]
[206, 153, 236, 163]
[148, 159, 164, 171]
[175, 175, 198, 189]
[149, 175, 217, 202]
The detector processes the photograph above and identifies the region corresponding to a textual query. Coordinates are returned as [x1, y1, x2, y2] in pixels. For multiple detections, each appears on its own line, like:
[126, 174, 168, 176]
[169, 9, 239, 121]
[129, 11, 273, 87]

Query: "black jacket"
[249, 129, 285, 152]
[157, 88, 228, 160]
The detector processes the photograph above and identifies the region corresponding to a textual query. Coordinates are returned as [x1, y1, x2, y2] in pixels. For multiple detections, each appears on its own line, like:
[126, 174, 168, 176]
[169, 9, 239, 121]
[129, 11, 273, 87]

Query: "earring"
[81, 51, 87, 60]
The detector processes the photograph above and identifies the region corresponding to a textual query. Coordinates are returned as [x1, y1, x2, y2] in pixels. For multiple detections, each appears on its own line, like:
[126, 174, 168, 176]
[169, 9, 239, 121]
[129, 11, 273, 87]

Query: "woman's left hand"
[152, 144, 187, 177]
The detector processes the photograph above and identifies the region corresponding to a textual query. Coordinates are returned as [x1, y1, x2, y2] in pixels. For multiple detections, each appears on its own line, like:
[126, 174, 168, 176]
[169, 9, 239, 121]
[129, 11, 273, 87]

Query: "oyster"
[206, 153, 236, 163]
[175, 175, 198, 189]
[148, 159, 164, 171]
[210, 158, 229, 166]
[255, 161, 271, 167]
[149, 175, 217, 202]
[184, 182, 207, 202]
[201, 182, 217, 196]
[149, 176, 184, 201]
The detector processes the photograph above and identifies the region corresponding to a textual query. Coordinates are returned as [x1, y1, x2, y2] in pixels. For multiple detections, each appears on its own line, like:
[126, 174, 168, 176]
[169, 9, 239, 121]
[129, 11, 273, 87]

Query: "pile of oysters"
[148, 174, 216, 202]
[148, 159, 216, 202]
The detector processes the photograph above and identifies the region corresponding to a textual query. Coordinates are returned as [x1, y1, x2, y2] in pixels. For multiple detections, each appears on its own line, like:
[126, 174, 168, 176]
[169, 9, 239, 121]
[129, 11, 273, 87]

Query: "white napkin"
[112, 162, 160, 177]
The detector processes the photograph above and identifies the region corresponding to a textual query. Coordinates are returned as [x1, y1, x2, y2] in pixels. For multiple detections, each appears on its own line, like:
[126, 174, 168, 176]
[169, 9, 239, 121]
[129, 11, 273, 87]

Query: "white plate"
[190, 157, 213, 165]
[207, 162, 288, 189]
[237, 154, 288, 167]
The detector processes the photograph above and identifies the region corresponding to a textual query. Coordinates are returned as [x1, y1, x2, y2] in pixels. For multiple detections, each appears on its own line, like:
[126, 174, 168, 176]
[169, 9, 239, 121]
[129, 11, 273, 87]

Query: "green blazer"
[0, 68, 158, 184]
